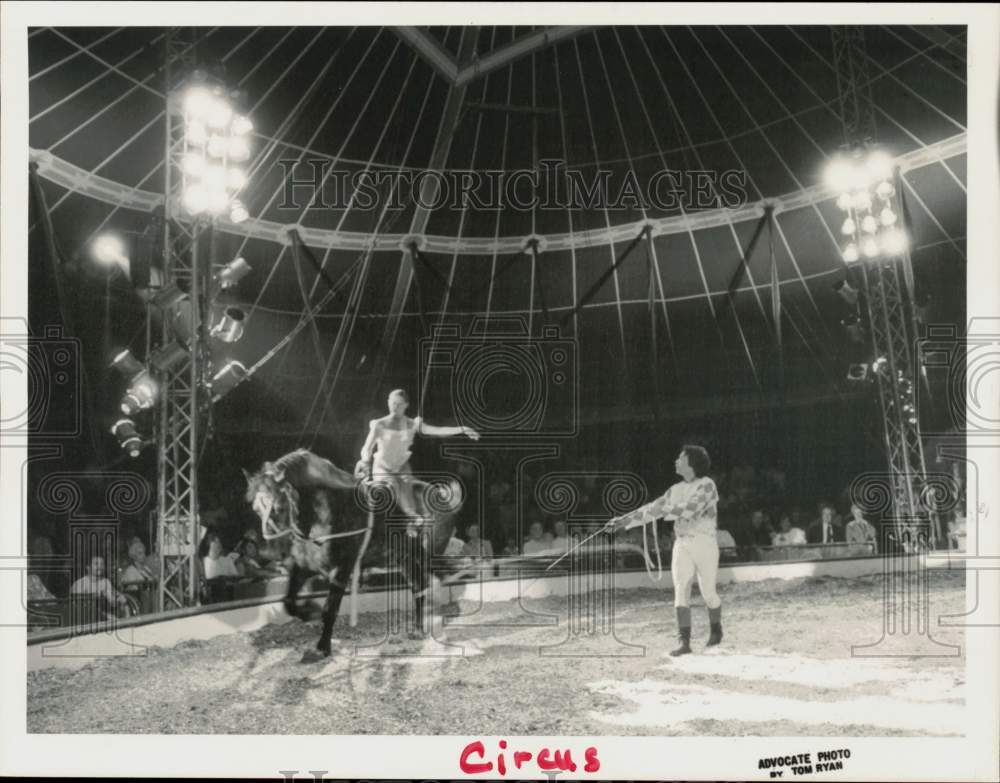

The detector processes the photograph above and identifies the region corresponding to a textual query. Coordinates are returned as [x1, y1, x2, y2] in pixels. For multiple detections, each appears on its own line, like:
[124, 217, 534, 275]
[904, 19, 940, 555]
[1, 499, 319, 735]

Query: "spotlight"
[862, 238, 879, 258]
[842, 243, 859, 264]
[93, 234, 128, 268]
[852, 192, 872, 211]
[231, 115, 253, 136]
[210, 360, 248, 402]
[186, 121, 208, 146]
[111, 349, 145, 380]
[121, 373, 158, 415]
[218, 257, 251, 289]
[183, 184, 209, 214]
[211, 307, 246, 343]
[879, 207, 897, 226]
[207, 135, 228, 158]
[111, 419, 144, 458]
[841, 218, 856, 236]
[847, 363, 869, 382]
[875, 180, 895, 200]
[148, 341, 189, 374]
[861, 215, 878, 234]
[205, 164, 227, 189]
[825, 158, 855, 193]
[207, 98, 233, 129]
[871, 356, 889, 374]
[150, 283, 187, 311]
[207, 189, 229, 214]
[229, 199, 249, 224]
[227, 169, 246, 191]
[182, 153, 206, 177]
[836, 193, 852, 212]
[833, 279, 859, 306]
[184, 87, 214, 119]
[881, 228, 908, 256]
[865, 150, 893, 182]
[228, 137, 250, 162]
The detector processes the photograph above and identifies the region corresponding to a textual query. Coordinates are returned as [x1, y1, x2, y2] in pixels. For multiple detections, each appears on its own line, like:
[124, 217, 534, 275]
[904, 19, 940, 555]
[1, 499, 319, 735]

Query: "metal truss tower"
[156, 28, 205, 609]
[833, 26, 934, 544]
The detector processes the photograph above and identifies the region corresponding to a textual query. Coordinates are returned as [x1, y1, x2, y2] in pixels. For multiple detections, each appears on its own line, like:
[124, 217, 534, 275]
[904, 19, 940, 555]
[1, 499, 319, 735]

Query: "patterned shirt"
[620, 476, 719, 539]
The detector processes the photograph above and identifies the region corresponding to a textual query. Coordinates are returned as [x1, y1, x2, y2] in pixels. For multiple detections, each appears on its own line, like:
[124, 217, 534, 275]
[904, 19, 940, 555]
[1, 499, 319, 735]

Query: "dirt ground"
[27, 569, 966, 736]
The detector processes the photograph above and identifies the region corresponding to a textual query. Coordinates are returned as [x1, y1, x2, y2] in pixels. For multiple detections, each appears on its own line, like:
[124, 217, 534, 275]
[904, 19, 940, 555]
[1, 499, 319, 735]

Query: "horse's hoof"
[300, 647, 329, 663]
[283, 602, 301, 620]
[316, 639, 333, 656]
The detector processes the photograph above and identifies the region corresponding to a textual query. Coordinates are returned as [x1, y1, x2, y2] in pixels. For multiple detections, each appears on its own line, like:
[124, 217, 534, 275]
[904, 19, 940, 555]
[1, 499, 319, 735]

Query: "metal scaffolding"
[833, 26, 934, 544]
[156, 28, 204, 610]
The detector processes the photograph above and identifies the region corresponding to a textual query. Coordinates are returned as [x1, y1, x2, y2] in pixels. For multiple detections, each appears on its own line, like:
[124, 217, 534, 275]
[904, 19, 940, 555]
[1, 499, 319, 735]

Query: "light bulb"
[861, 215, 878, 234]
[228, 137, 250, 163]
[876, 180, 894, 200]
[842, 243, 859, 263]
[852, 192, 872, 211]
[227, 168, 246, 191]
[841, 218, 856, 235]
[879, 207, 897, 226]
[836, 193, 852, 212]
[862, 238, 879, 258]
[183, 185, 209, 214]
[207, 135, 227, 158]
[231, 115, 253, 135]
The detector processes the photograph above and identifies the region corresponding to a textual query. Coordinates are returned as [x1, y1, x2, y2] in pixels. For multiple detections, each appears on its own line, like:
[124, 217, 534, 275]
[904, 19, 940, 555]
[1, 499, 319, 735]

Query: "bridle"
[254, 474, 373, 545]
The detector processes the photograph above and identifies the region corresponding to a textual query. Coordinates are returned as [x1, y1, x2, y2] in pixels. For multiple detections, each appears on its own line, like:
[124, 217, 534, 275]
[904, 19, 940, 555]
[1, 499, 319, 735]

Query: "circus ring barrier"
[26, 543, 965, 672]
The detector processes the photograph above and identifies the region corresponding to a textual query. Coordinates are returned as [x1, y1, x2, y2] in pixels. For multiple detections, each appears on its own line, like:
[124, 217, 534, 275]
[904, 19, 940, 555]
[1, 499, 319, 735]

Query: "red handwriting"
[460, 740, 601, 775]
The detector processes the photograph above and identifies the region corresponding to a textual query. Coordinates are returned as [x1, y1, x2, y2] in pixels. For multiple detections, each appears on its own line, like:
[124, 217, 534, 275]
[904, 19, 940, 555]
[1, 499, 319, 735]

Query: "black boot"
[670, 606, 692, 656]
[707, 606, 723, 647]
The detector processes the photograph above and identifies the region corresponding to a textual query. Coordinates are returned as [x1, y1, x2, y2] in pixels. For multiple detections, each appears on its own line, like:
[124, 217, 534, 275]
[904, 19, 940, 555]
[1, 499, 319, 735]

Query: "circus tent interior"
[25, 24, 967, 514]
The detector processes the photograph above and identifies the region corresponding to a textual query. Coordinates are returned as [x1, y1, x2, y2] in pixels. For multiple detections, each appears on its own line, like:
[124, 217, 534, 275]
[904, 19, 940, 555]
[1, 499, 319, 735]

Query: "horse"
[244, 448, 463, 659]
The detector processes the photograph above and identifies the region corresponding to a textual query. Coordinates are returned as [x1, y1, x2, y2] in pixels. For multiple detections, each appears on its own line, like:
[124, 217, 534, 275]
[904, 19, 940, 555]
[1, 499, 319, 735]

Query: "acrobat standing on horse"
[355, 388, 480, 523]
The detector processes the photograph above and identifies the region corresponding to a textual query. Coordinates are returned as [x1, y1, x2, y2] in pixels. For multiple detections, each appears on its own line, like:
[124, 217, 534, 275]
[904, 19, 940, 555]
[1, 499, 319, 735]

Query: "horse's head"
[244, 463, 300, 541]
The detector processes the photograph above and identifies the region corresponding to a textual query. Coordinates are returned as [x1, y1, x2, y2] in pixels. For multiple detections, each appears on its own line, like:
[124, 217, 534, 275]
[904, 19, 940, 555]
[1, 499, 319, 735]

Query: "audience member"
[120, 537, 159, 587]
[549, 519, 570, 554]
[522, 521, 551, 556]
[771, 514, 806, 546]
[70, 555, 128, 614]
[845, 504, 877, 547]
[235, 537, 284, 579]
[807, 504, 844, 544]
[202, 534, 240, 579]
[740, 509, 773, 547]
[462, 524, 494, 560]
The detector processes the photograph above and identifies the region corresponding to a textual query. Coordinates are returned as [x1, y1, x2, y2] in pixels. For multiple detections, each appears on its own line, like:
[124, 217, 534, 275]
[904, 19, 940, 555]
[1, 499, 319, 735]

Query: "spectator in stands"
[235, 537, 284, 579]
[740, 509, 773, 547]
[771, 513, 807, 546]
[523, 521, 551, 556]
[462, 524, 494, 561]
[549, 519, 571, 554]
[71, 555, 128, 614]
[202, 533, 240, 579]
[120, 537, 159, 587]
[807, 503, 844, 544]
[501, 535, 520, 557]
[845, 504, 877, 548]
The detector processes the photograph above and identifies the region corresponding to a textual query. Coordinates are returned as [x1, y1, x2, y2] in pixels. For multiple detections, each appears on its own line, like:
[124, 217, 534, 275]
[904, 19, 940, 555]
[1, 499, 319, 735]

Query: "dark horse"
[245, 449, 462, 659]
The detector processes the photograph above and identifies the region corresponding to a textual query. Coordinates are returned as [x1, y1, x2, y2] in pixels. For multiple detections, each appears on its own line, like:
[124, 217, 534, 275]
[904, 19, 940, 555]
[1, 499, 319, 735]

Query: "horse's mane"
[245, 449, 357, 533]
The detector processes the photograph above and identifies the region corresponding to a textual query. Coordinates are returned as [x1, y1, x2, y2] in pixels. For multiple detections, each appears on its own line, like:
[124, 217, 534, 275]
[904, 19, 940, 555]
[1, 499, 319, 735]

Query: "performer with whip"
[609, 444, 724, 656]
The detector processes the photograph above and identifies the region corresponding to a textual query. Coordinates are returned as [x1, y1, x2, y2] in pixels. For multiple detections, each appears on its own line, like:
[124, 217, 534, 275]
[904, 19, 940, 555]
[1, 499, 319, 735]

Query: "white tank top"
[373, 416, 421, 473]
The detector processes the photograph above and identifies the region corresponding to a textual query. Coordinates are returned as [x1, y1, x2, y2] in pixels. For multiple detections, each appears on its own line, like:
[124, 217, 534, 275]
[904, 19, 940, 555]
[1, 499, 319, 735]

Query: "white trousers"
[672, 534, 721, 609]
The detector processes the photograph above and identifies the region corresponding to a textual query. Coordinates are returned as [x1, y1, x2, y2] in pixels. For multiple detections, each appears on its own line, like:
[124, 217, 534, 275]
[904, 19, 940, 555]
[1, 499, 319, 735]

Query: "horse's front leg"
[283, 562, 309, 620]
[317, 573, 346, 656]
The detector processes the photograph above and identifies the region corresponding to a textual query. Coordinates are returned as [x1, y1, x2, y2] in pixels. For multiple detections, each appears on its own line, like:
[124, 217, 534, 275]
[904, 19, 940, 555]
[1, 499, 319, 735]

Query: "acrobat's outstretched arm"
[419, 421, 480, 440]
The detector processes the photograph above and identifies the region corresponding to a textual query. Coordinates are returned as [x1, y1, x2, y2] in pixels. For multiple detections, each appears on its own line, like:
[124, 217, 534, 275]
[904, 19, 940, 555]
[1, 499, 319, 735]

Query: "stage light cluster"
[181, 85, 252, 224]
[826, 148, 907, 264]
